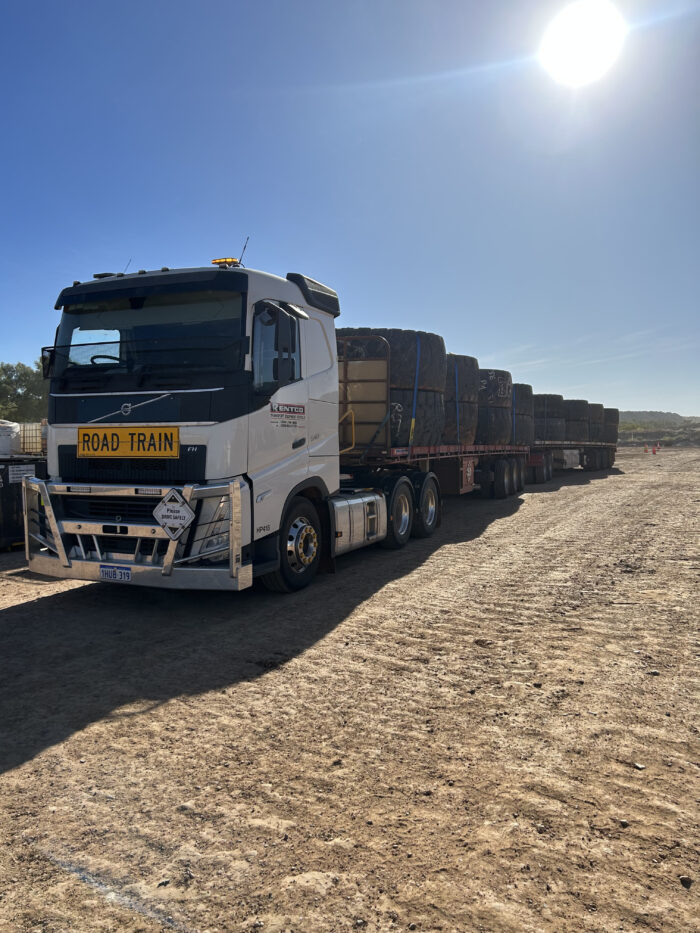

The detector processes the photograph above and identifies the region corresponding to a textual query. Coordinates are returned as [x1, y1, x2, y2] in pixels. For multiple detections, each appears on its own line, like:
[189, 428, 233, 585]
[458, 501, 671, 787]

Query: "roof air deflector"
[286, 273, 340, 318]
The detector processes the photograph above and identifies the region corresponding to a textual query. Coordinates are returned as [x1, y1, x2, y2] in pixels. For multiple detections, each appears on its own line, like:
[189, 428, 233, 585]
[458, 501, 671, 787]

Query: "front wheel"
[261, 497, 322, 593]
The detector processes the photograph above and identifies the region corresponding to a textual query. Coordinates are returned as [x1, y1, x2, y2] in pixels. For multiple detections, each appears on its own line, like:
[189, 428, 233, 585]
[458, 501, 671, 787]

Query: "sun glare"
[539, 0, 628, 87]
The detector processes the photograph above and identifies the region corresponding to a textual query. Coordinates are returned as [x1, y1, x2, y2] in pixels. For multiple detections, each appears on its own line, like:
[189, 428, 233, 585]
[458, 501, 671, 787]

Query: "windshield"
[53, 290, 245, 385]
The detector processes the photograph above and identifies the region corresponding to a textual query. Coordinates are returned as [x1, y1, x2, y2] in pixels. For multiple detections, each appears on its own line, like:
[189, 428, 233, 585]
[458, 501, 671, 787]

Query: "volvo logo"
[120, 403, 132, 416]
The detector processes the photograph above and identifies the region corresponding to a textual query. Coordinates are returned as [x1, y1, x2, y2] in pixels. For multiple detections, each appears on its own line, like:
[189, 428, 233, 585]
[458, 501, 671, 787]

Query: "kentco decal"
[270, 402, 306, 427]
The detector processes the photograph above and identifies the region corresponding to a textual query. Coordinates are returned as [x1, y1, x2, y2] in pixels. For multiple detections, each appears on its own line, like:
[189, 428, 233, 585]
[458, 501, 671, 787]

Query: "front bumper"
[22, 477, 253, 591]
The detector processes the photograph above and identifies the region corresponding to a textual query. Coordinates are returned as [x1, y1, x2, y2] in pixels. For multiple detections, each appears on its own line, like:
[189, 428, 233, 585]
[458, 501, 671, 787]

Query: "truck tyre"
[516, 457, 526, 491]
[545, 452, 554, 481]
[508, 458, 520, 494]
[494, 459, 511, 498]
[411, 474, 440, 538]
[478, 469, 493, 498]
[261, 497, 322, 593]
[534, 461, 546, 483]
[380, 478, 414, 549]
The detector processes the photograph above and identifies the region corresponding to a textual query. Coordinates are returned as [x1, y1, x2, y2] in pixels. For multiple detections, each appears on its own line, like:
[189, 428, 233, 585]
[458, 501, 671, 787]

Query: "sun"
[539, 0, 628, 87]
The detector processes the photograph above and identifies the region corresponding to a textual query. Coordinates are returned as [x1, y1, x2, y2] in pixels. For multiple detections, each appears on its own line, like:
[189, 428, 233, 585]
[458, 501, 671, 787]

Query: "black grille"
[62, 496, 160, 523]
[58, 444, 206, 484]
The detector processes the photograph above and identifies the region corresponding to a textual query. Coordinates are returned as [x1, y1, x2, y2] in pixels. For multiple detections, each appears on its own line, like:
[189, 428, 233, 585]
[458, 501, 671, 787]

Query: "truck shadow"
[0, 467, 613, 774]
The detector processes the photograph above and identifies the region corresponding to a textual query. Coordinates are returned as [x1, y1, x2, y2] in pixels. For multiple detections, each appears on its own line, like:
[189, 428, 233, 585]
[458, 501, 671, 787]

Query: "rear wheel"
[508, 458, 519, 494]
[261, 496, 322, 593]
[545, 452, 554, 481]
[380, 478, 414, 549]
[533, 460, 546, 483]
[478, 469, 493, 498]
[494, 459, 511, 498]
[512, 458, 525, 492]
[411, 474, 440, 538]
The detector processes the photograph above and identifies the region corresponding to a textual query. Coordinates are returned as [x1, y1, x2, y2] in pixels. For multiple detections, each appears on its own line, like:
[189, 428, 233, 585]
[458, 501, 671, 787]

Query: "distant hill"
[619, 411, 687, 426]
[618, 411, 700, 446]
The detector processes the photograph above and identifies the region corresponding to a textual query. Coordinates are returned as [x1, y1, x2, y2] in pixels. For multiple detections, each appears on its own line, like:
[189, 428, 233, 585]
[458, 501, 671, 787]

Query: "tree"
[0, 361, 49, 422]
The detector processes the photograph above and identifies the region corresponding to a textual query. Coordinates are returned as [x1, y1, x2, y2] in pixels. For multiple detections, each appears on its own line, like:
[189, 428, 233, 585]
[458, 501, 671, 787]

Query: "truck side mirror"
[41, 346, 55, 379]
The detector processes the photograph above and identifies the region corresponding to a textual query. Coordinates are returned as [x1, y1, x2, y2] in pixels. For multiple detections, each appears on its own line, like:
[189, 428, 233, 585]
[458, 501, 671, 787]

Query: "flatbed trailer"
[528, 441, 616, 482]
[340, 442, 531, 499]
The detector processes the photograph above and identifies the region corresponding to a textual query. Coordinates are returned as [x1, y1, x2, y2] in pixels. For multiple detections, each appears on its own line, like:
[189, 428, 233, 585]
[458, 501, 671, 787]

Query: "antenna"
[239, 236, 249, 267]
[123, 257, 132, 274]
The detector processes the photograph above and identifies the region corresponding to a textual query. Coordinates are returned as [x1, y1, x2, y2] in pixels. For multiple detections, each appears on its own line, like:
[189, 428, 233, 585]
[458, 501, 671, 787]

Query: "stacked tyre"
[442, 353, 479, 445]
[475, 369, 513, 445]
[511, 383, 534, 445]
[336, 328, 446, 446]
[534, 394, 566, 442]
[564, 399, 590, 443]
[603, 408, 619, 445]
[589, 403, 605, 442]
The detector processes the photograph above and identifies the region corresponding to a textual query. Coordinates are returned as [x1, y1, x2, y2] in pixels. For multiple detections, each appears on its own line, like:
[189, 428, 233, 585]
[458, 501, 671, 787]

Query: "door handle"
[292, 437, 306, 449]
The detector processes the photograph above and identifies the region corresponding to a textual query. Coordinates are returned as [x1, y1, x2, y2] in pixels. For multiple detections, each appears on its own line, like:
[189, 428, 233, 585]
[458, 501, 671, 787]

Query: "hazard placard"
[152, 489, 195, 540]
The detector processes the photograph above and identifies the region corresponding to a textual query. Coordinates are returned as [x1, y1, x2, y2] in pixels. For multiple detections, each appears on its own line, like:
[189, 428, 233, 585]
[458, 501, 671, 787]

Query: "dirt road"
[1, 449, 698, 932]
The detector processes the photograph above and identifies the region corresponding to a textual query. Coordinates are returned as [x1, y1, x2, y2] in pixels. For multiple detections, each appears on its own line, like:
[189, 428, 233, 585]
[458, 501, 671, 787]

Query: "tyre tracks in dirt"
[0, 449, 697, 932]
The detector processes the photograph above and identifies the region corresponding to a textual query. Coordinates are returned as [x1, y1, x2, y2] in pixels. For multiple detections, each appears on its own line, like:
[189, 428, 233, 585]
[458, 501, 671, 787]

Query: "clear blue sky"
[2, 0, 698, 414]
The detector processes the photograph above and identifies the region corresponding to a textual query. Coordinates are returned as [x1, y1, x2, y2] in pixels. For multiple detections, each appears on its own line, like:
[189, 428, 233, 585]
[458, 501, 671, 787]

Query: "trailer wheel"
[411, 474, 440, 538]
[510, 458, 523, 493]
[380, 478, 414, 549]
[261, 496, 322, 593]
[545, 452, 554, 481]
[534, 461, 546, 483]
[494, 459, 511, 498]
[478, 469, 493, 498]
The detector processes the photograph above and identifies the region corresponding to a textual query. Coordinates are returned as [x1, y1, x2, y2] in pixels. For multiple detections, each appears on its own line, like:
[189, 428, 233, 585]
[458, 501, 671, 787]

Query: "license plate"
[100, 564, 132, 583]
[78, 426, 179, 458]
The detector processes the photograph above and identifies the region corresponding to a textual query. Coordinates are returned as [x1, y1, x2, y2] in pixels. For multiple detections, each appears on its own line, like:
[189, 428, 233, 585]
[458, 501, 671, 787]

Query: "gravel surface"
[1, 448, 698, 932]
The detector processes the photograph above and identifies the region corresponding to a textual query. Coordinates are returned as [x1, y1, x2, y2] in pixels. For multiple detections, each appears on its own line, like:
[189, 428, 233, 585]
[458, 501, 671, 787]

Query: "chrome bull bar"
[22, 477, 253, 591]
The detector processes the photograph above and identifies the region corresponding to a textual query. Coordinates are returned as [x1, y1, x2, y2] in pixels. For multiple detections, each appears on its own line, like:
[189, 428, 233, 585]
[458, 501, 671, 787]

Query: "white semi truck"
[23, 260, 616, 592]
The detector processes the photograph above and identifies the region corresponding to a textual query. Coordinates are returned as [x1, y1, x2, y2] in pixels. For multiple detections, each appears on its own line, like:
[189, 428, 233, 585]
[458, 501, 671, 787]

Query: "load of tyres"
[336, 327, 618, 449]
[511, 383, 535, 445]
[336, 328, 447, 446]
[443, 353, 479, 445]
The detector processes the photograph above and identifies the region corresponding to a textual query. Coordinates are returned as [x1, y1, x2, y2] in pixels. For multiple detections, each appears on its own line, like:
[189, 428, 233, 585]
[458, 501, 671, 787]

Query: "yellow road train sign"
[77, 426, 180, 458]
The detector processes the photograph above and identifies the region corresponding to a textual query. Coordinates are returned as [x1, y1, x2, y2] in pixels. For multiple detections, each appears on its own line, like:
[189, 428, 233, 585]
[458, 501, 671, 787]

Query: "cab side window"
[252, 302, 301, 394]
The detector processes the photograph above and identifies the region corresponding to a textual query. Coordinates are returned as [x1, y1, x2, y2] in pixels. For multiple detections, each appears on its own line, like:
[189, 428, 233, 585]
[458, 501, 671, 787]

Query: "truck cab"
[24, 262, 345, 591]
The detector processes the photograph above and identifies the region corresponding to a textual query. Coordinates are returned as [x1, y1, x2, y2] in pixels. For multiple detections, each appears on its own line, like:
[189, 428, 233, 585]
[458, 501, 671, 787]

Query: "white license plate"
[100, 564, 132, 583]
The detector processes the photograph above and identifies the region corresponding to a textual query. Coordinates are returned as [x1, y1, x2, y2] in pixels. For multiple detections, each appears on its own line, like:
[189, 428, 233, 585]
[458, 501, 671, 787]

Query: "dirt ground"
[0, 448, 698, 933]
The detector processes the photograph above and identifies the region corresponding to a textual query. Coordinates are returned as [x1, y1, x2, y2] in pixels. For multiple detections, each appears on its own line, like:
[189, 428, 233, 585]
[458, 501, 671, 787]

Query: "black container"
[0, 457, 43, 548]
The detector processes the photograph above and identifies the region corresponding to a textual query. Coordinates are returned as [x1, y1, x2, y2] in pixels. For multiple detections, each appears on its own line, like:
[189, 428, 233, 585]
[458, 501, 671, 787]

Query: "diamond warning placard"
[153, 489, 195, 541]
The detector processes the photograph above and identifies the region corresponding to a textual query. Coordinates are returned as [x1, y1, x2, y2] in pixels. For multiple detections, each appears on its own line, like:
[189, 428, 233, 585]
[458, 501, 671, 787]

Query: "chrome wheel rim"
[287, 517, 318, 573]
[423, 486, 437, 527]
[395, 492, 411, 536]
